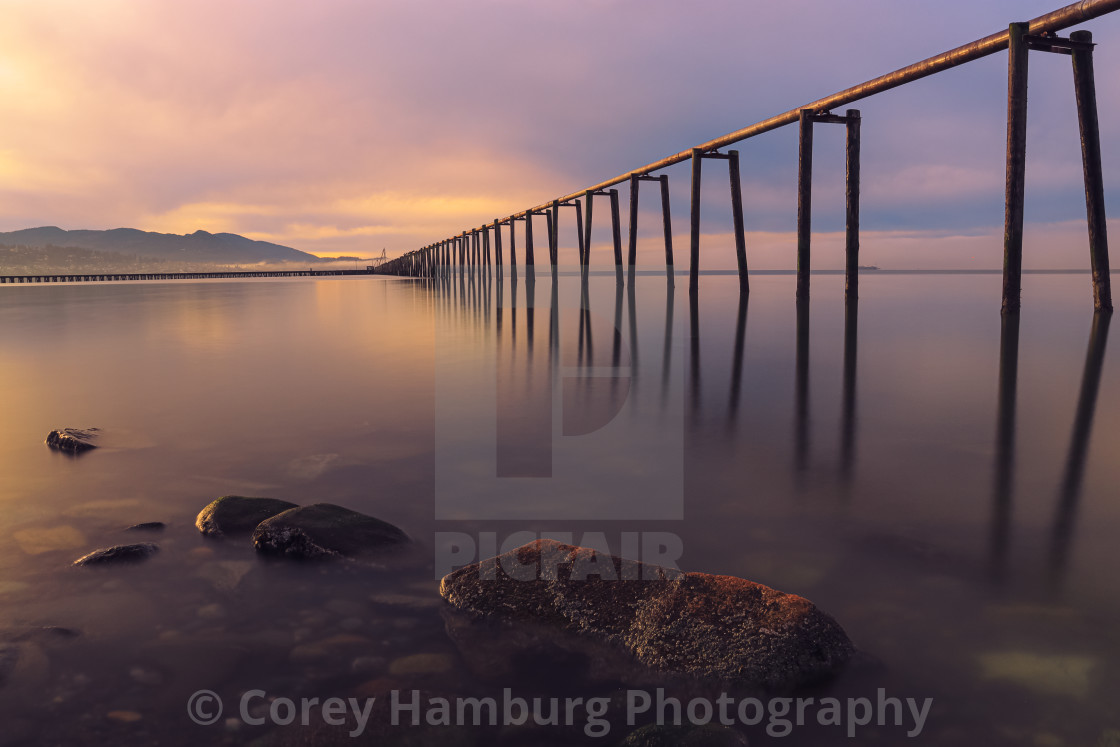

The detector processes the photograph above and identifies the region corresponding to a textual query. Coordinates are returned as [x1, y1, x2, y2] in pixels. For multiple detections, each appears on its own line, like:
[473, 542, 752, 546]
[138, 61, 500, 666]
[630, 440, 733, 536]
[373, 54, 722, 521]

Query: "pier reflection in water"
[429, 265, 1120, 742]
[2, 268, 1118, 744]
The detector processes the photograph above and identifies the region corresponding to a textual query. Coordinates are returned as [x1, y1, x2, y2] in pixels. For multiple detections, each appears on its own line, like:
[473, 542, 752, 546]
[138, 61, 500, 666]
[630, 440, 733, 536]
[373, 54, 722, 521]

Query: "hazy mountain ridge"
[0, 226, 321, 264]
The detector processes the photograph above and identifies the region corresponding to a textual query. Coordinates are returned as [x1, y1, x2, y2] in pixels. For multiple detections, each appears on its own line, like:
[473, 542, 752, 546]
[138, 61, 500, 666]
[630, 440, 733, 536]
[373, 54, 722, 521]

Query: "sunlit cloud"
[0, 0, 1118, 260]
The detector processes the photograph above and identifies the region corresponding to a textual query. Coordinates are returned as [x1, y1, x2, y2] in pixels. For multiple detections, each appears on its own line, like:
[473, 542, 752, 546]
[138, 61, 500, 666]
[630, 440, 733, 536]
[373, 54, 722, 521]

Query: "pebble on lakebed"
[44, 428, 99, 454]
[440, 539, 854, 693]
[73, 543, 158, 566]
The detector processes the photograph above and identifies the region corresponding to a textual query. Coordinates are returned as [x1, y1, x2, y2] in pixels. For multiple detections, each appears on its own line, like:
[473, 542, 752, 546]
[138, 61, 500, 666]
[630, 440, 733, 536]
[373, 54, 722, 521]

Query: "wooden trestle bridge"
[377, 0, 1118, 314]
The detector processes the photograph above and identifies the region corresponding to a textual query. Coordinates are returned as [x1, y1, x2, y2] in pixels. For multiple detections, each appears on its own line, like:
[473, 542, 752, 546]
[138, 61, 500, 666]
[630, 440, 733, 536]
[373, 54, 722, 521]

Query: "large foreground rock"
[251, 503, 410, 560]
[439, 540, 853, 693]
[45, 428, 98, 454]
[195, 496, 298, 537]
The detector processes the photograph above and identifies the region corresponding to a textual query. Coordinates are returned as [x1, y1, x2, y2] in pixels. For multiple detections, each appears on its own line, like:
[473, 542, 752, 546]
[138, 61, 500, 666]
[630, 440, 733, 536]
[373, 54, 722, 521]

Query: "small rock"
[289, 634, 372, 665]
[369, 592, 443, 611]
[197, 604, 226, 620]
[14, 526, 87, 556]
[196, 561, 254, 593]
[979, 651, 1096, 699]
[251, 503, 410, 560]
[186, 547, 216, 563]
[0, 581, 30, 596]
[45, 428, 98, 453]
[129, 666, 164, 686]
[73, 543, 158, 567]
[351, 656, 386, 675]
[1098, 729, 1120, 747]
[125, 522, 165, 532]
[620, 724, 748, 746]
[195, 496, 298, 538]
[106, 710, 143, 723]
[324, 598, 367, 617]
[388, 653, 456, 676]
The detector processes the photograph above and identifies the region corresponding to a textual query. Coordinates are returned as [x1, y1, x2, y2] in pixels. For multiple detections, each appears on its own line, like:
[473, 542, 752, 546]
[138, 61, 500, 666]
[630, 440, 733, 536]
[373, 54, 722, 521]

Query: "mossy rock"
[195, 496, 299, 538]
[252, 503, 410, 560]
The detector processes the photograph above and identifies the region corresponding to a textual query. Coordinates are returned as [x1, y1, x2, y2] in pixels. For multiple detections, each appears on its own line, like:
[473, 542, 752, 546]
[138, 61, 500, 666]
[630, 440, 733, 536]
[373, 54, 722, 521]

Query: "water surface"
[0, 268, 1117, 745]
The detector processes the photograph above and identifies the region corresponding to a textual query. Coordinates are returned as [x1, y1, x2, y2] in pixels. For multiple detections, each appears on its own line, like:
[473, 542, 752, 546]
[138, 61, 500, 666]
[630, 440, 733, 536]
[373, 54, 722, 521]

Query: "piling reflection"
[727, 292, 748, 430]
[428, 270, 1108, 589]
[661, 281, 675, 407]
[794, 298, 810, 477]
[989, 312, 1020, 586]
[1049, 311, 1112, 590]
[689, 292, 701, 419]
[839, 298, 859, 487]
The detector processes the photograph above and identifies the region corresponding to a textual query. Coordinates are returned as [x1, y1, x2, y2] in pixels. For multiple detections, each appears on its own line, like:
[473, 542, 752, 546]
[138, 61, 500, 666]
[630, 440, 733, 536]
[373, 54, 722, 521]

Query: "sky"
[3, 0, 1120, 268]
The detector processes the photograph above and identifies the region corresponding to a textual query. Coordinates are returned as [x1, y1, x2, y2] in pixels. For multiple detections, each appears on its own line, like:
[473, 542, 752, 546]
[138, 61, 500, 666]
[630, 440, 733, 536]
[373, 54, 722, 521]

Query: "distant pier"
[0, 269, 374, 284]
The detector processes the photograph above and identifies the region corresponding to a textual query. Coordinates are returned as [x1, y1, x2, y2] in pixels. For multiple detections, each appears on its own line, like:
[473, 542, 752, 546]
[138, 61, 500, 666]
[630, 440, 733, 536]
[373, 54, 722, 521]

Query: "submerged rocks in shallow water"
[195, 496, 298, 538]
[45, 428, 99, 454]
[620, 724, 748, 746]
[439, 539, 853, 693]
[251, 503, 410, 560]
[125, 522, 165, 532]
[73, 543, 158, 566]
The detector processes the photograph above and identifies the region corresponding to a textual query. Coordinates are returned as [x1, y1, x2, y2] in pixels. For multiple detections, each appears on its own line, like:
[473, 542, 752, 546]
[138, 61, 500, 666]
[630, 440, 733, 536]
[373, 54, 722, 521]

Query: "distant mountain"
[0, 227, 322, 264]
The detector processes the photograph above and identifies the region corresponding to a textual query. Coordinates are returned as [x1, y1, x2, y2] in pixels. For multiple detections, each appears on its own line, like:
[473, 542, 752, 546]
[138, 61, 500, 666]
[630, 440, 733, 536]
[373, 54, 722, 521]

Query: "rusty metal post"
[550, 200, 560, 269]
[728, 149, 749, 294]
[525, 213, 535, 267]
[574, 199, 586, 265]
[583, 189, 594, 269]
[1070, 30, 1113, 312]
[846, 109, 862, 300]
[660, 174, 674, 283]
[689, 148, 702, 294]
[494, 220, 504, 276]
[797, 110, 814, 299]
[547, 204, 557, 271]
[1003, 22, 1030, 314]
[610, 188, 624, 284]
[627, 173, 640, 271]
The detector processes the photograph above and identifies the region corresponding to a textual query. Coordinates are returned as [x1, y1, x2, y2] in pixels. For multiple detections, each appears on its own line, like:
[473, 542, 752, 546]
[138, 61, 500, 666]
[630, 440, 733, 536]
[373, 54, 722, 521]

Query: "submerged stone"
[251, 503, 410, 560]
[978, 651, 1097, 699]
[45, 428, 98, 453]
[195, 496, 298, 538]
[13, 526, 87, 556]
[620, 724, 748, 746]
[439, 539, 853, 693]
[73, 543, 158, 566]
[125, 522, 165, 532]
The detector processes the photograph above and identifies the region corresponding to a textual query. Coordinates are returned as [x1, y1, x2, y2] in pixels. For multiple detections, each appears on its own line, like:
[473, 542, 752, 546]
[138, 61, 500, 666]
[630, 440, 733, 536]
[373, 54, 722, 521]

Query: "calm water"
[0, 268, 1117, 745]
